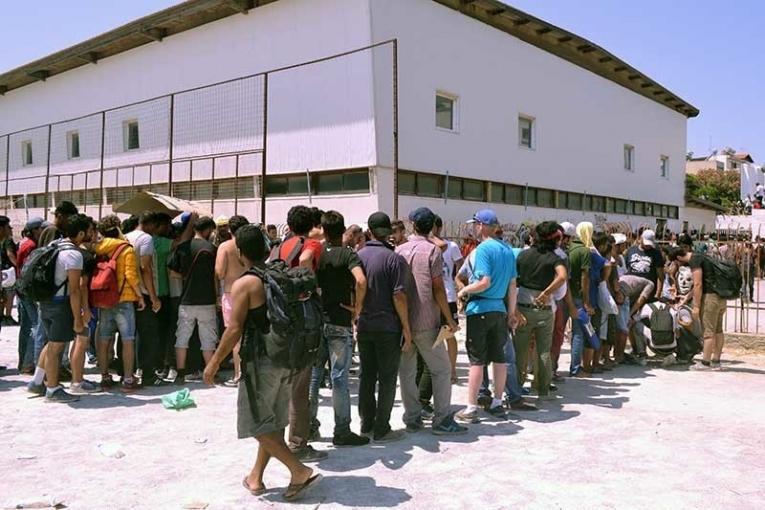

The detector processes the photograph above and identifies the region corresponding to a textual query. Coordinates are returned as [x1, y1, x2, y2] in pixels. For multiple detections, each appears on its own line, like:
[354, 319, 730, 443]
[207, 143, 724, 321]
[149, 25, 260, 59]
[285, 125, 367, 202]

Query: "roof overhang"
[685, 197, 727, 212]
[0, 0, 699, 118]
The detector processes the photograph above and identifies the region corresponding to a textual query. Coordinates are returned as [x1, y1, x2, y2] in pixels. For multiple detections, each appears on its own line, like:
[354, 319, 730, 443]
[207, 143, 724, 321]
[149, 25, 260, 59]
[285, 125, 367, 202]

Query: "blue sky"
[2, 0, 763, 161]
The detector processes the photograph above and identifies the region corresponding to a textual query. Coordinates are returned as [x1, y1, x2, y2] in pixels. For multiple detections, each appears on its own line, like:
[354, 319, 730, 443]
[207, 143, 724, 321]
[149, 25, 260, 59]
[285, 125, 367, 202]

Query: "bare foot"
[243, 475, 266, 496]
[290, 466, 313, 487]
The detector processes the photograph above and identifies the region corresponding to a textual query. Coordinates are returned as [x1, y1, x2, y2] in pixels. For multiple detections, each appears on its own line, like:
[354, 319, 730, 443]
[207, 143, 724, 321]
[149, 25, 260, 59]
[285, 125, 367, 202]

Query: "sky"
[1, 0, 763, 161]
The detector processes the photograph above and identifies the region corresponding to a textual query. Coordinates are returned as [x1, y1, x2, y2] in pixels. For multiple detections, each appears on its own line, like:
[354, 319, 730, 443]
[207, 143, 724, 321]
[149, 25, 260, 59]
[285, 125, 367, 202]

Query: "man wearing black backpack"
[668, 247, 736, 371]
[26, 214, 89, 403]
[203, 225, 322, 501]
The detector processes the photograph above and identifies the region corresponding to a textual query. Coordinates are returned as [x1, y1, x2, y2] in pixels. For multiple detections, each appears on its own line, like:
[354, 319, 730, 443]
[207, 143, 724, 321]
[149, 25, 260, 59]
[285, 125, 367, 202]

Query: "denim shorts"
[39, 300, 75, 343]
[98, 302, 137, 341]
[616, 297, 631, 333]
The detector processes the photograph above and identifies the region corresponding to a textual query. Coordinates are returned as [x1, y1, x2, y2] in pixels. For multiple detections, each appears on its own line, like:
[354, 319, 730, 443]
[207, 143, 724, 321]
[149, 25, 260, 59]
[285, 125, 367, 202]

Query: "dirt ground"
[1, 322, 764, 510]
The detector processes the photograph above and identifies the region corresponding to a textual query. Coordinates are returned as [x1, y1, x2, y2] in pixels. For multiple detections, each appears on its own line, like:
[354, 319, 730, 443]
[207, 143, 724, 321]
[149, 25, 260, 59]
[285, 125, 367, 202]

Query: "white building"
[0, 0, 698, 233]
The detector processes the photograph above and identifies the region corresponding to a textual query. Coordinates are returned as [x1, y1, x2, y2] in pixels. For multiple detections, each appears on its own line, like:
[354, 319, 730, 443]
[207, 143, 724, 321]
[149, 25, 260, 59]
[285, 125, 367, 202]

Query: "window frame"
[67, 131, 81, 160]
[518, 114, 536, 150]
[660, 155, 670, 179]
[435, 91, 459, 133]
[623, 144, 635, 171]
[123, 120, 140, 152]
[21, 140, 33, 166]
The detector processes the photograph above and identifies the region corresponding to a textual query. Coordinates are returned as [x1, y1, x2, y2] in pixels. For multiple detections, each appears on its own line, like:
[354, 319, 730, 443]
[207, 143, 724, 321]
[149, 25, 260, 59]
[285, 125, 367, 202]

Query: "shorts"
[237, 355, 292, 438]
[39, 300, 75, 343]
[440, 301, 459, 327]
[98, 302, 136, 341]
[616, 298, 631, 333]
[175, 304, 218, 351]
[701, 293, 726, 336]
[465, 311, 507, 365]
[221, 292, 233, 328]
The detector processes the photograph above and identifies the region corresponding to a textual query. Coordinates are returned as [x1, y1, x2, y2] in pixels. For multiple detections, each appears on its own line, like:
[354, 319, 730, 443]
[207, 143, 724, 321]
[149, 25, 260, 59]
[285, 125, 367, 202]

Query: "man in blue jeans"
[309, 211, 369, 447]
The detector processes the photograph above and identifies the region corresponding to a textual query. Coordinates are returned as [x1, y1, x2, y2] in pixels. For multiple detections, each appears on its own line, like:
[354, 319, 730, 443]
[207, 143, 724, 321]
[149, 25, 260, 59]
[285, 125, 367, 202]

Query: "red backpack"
[90, 243, 130, 309]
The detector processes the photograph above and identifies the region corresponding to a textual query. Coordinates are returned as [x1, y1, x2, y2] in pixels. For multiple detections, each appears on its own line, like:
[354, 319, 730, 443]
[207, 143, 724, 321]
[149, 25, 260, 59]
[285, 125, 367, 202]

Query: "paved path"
[1, 324, 764, 510]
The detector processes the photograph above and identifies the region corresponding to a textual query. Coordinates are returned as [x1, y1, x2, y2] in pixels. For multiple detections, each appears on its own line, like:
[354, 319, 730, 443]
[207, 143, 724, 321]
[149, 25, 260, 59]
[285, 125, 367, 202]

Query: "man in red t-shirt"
[16, 218, 45, 373]
[278, 206, 326, 462]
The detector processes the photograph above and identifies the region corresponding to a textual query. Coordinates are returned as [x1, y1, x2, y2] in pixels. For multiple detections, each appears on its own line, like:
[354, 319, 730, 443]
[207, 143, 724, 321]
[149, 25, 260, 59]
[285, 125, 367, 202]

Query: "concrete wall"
[370, 0, 688, 208]
[681, 206, 718, 232]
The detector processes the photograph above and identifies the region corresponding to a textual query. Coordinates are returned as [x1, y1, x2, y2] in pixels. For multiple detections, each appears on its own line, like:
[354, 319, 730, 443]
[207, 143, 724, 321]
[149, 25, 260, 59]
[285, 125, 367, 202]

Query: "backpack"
[17, 241, 77, 301]
[706, 256, 743, 300]
[644, 303, 676, 355]
[89, 243, 130, 309]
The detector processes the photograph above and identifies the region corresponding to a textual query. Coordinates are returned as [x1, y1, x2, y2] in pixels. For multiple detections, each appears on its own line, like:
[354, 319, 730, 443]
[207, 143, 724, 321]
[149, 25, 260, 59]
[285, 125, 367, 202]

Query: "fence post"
[4, 135, 9, 215]
[234, 154, 240, 214]
[392, 38, 399, 220]
[98, 112, 105, 218]
[168, 93, 175, 197]
[210, 158, 216, 215]
[260, 73, 268, 224]
[43, 124, 52, 216]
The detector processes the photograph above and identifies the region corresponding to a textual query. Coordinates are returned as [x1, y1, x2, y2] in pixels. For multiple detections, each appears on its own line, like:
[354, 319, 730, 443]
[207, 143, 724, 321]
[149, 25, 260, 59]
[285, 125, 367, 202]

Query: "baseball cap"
[180, 212, 192, 228]
[215, 215, 230, 227]
[367, 211, 393, 238]
[408, 207, 436, 233]
[641, 229, 656, 247]
[467, 209, 499, 225]
[25, 217, 45, 230]
[559, 221, 576, 237]
[612, 233, 627, 245]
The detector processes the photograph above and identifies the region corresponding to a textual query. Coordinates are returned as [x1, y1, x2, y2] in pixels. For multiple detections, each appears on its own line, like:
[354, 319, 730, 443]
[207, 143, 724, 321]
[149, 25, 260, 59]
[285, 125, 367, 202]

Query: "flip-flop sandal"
[242, 477, 266, 496]
[224, 377, 241, 388]
[283, 474, 323, 501]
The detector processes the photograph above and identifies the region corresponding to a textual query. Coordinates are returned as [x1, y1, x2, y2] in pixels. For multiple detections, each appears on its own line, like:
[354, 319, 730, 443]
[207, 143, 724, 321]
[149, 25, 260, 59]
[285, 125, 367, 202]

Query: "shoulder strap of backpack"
[180, 247, 214, 300]
[281, 236, 305, 267]
[110, 242, 130, 263]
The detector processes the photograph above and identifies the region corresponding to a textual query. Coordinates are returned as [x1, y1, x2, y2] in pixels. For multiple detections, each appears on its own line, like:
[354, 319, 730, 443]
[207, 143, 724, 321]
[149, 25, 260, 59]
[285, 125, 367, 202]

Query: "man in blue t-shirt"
[455, 209, 519, 423]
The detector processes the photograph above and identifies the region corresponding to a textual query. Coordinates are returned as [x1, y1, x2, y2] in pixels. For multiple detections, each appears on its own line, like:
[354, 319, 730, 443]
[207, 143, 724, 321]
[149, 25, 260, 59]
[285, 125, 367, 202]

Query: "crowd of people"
[0, 200, 756, 500]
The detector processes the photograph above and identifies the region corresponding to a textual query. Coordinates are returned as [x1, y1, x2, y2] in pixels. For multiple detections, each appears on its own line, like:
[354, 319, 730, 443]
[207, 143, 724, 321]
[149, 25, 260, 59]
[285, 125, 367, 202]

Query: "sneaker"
[121, 379, 141, 392]
[184, 371, 203, 383]
[293, 445, 328, 462]
[405, 419, 424, 433]
[69, 380, 100, 394]
[487, 404, 507, 420]
[332, 432, 370, 447]
[86, 353, 98, 366]
[432, 416, 468, 436]
[691, 362, 714, 372]
[373, 429, 406, 443]
[155, 369, 168, 380]
[508, 398, 537, 411]
[455, 409, 480, 424]
[548, 383, 558, 392]
[711, 360, 723, 371]
[661, 354, 676, 368]
[27, 381, 46, 396]
[147, 376, 168, 387]
[100, 374, 117, 389]
[164, 368, 178, 382]
[45, 386, 80, 403]
[420, 403, 435, 421]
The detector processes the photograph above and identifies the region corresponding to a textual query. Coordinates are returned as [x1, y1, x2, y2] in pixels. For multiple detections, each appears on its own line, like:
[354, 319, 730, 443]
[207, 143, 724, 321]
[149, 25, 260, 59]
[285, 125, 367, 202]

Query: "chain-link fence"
[1, 39, 397, 227]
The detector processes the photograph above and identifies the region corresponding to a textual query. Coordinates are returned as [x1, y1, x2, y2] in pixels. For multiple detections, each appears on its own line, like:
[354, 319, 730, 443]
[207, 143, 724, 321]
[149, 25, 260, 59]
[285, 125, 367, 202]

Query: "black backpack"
[707, 256, 743, 300]
[247, 258, 322, 371]
[644, 303, 676, 355]
[17, 241, 77, 301]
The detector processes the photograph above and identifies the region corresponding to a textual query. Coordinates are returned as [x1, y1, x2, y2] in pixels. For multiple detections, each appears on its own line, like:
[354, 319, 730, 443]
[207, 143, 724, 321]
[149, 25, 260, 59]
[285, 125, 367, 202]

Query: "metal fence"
[1, 39, 398, 225]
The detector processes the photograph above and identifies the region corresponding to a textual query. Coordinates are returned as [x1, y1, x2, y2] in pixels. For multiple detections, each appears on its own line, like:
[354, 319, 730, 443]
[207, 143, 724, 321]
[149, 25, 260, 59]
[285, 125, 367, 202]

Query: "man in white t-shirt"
[27, 214, 88, 403]
[434, 216, 463, 382]
[125, 212, 165, 387]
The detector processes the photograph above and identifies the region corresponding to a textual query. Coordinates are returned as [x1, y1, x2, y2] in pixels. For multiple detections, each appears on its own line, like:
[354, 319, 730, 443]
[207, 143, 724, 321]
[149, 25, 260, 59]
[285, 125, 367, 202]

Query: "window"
[123, 120, 140, 151]
[606, 198, 615, 213]
[566, 192, 583, 210]
[21, 140, 33, 166]
[67, 131, 80, 159]
[644, 203, 653, 216]
[536, 188, 554, 208]
[518, 115, 534, 149]
[623, 144, 634, 171]
[315, 170, 370, 195]
[716, 161, 724, 171]
[633, 201, 645, 216]
[399, 172, 416, 194]
[660, 155, 669, 178]
[463, 179, 485, 201]
[592, 196, 605, 212]
[435, 92, 457, 131]
[669, 206, 679, 220]
[490, 182, 504, 203]
[447, 177, 462, 199]
[615, 199, 627, 214]
[417, 173, 442, 197]
[505, 184, 524, 205]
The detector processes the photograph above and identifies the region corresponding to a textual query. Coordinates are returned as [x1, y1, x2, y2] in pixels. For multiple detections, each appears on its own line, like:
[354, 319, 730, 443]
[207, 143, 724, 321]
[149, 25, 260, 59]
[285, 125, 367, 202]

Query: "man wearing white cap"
[625, 230, 665, 302]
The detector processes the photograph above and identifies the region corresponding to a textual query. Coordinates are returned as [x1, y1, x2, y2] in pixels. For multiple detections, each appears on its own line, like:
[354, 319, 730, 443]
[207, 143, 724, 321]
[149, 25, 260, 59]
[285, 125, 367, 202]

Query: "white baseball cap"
[641, 229, 656, 247]
[612, 233, 627, 245]
[559, 222, 576, 237]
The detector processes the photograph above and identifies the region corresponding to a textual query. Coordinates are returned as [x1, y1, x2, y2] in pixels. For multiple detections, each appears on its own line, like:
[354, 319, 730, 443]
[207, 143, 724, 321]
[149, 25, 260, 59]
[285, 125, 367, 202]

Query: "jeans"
[309, 324, 353, 437]
[399, 329, 453, 427]
[415, 353, 432, 404]
[18, 297, 38, 368]
[569, 299, 586, 375]
[288, 365, 313, 450]
[136, 295, 160, 374]
[357, 331, 402, 438]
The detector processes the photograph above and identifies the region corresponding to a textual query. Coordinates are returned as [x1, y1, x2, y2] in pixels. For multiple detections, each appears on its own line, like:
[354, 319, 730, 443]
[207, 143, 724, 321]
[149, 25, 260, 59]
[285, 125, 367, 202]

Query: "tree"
[686, 168, 741, 211]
